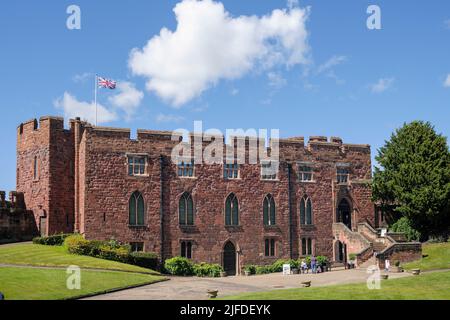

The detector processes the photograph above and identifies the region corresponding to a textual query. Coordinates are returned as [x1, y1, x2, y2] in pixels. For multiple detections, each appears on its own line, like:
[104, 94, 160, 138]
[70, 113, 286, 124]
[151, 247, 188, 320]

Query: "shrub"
[390, 217, 421, 242]
[63, 234, 91, 255]
[394, 260, 401, 267]
[348, 253, 357, 261]
[255, 265, 272, 275]
[97, 245, 130, 264]
[317, 256, 329, 266]
[193, 263, 223, 278]
[33, 233, 73, 246]
[244, 265, 256, 275]
[164, 257, 194, 276]
[130, 252, 159, 270]
[271, 259, 291, 272]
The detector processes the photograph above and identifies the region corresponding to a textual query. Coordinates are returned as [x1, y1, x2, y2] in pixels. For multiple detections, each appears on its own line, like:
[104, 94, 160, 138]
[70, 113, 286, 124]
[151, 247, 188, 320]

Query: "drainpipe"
[159, 155, 165, 264]
[287, 163, 294, 259]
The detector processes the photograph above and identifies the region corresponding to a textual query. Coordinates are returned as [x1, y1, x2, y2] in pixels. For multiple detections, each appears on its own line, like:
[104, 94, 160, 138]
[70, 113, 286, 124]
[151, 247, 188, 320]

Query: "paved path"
[86, 268, 412, 300]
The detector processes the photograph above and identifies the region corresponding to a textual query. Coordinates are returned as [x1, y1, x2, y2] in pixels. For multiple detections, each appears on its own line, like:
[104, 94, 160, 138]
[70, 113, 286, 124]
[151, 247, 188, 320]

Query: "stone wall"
[0, 191, 38, 244]
[16, 117, 376, 273]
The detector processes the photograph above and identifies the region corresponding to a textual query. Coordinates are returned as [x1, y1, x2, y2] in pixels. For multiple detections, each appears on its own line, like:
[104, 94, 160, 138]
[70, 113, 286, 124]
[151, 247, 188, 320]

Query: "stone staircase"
[333, 222, 422, 269]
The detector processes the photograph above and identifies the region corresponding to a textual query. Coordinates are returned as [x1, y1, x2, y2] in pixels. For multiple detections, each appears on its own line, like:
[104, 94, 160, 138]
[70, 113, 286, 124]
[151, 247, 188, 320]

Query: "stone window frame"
[224, 193, 239, 227]
[260, 160, 280, 181]
[300, 196, 314, 226]
[128, 191, 146, 227]
[180, 240, 194, 259]
[297, 161, 315, 183]
[336, 163, 351, 184]
[263, 194, 276, 226]
[179, 192, 195, 226]
[223, 159, 240, 180]
[300, 237, 315, 256]
[264, 238, 276, 257]
[130, 242, 145, 252]
[177, 157, 196, 178]
[126, 153, 149, 177]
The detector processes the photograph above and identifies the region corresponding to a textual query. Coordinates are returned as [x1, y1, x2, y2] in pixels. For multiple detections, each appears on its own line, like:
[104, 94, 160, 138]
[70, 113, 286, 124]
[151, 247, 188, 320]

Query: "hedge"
[63, 235, 159, 270]
[32, 233, 73, 246]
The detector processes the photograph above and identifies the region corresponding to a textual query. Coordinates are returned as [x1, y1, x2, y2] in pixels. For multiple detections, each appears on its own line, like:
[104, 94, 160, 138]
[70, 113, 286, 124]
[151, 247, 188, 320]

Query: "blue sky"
[1, 0, 449, 193]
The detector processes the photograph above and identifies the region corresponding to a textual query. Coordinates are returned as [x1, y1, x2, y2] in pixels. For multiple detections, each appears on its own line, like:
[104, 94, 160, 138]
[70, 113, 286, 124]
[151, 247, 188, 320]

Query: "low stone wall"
[377, 243, 422, 269]
[0, 208, 39, 244]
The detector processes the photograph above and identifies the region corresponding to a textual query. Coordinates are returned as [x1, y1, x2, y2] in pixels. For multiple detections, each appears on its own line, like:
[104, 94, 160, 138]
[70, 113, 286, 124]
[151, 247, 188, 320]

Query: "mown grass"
[0, 266, 165, 300]
[0, 244, 159, 274]
[403, 242, 450, 271]
[221, 271, 450, 300]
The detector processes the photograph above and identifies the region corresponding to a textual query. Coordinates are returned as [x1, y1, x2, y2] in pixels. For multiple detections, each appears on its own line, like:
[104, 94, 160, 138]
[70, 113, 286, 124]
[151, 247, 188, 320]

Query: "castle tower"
[16, 116, 75, 236]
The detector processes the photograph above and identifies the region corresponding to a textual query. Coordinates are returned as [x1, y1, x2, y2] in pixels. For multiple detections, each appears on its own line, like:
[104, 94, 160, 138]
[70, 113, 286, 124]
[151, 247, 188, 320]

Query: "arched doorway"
[223, 241, 237, 276]
[337, 199, 352, 229]
[334, 240, 347, 263]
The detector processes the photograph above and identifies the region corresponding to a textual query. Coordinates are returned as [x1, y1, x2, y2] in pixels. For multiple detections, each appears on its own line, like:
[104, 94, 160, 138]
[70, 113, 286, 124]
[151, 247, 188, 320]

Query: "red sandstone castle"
[16, 116, 421, 275]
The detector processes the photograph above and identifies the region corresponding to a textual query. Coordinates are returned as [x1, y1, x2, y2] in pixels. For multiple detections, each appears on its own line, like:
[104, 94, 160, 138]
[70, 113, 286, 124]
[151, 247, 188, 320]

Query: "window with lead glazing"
[263, 194, 276, 226]
[178, 160, 194, 177]
[127, 155, 147, 176]
[224, 162, 239, 179]
[179, 192, 194, 226]
[225, 193, 239, 226]
[129, 191, 145, 226]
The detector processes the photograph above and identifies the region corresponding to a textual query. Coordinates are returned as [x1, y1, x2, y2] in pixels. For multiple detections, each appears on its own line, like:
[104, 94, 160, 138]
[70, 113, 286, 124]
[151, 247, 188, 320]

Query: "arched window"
[300, 197, 313, 225]
[225, 193, 239, 226]
[129, 191, 145, 226]
[263, 194, 276, 226]
[179, 192, 194, 226]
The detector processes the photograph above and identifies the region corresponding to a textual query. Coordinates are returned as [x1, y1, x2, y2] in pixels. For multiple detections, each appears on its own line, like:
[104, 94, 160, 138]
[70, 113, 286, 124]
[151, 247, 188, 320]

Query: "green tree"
[373, 121, 450, 241]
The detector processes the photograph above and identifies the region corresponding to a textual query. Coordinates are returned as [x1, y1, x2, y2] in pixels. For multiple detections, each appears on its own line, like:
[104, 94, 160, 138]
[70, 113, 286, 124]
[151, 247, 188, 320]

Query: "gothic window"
[300, 197, 313, 225]
[225, 193, 239, 226]
[263, 194, 276, 226]
[129, 191, 145, 226]
[179, 192, 194, 226]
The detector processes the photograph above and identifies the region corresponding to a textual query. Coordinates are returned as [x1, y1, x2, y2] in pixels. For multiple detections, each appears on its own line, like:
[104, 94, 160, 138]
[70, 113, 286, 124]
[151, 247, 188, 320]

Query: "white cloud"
[267, 72, 287, 89]
[230, 88, 239, 96]
[317, 55, 347, 74]
[73, 72, 93, 83]
[108, 81, 144, 120]
[54, 92, 117, 125]
[129, 0, 310, 107]
[370, 77, 395, 93]
[287, 0, 299, 10]
[156, 113, 185, 123]
[444, 74, 450, 87]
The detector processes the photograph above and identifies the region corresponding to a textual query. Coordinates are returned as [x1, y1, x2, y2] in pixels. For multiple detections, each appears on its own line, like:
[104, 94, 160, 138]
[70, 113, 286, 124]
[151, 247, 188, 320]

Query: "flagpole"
[94, 74, 98, 126]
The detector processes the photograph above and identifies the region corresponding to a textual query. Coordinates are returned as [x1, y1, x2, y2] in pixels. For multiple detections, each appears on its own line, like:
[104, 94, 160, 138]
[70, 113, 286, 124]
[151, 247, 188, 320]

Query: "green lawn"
[0, 266, 164, 300]
[403, 242, 450, 271]
[0, 244, 158, 274]
[222, 271, 450, 300]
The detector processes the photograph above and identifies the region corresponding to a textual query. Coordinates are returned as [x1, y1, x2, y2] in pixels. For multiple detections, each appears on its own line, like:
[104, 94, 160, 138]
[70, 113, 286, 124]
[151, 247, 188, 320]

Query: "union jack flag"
[98, 77, 117, 89]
